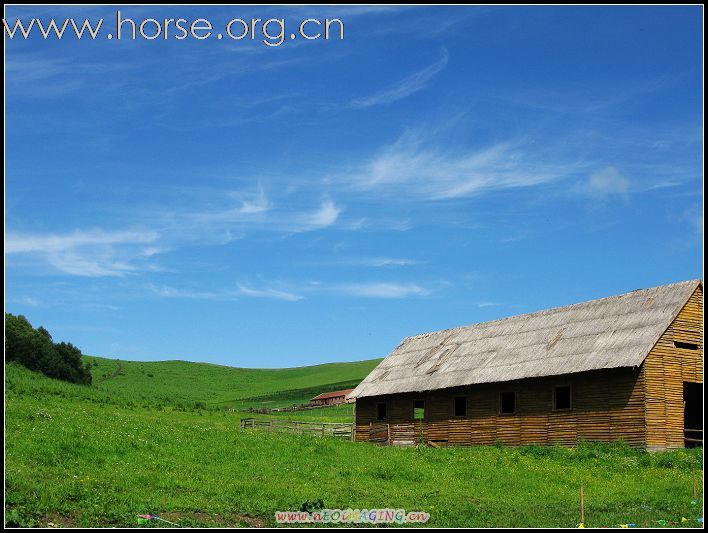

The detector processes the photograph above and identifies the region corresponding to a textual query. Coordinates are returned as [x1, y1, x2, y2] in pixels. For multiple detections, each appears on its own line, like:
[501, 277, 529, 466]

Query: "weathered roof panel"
[350, 280, 701, 399]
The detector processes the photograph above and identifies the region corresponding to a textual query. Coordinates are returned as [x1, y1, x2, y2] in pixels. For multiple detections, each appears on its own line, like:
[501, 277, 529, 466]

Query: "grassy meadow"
[83, 355, 380, 412]
[5, 360, 705, 528]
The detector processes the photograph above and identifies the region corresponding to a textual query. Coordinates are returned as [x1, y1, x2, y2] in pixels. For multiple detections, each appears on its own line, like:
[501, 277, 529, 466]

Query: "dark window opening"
[377, 402, 387, 421]
[500, 391, 516, 414]
[553, 385, 572, 410]
[414, 399, 425, 420]
[675, 341, 699, 350]
[454, 396, 467, 417]
[684, 382, 703, 448]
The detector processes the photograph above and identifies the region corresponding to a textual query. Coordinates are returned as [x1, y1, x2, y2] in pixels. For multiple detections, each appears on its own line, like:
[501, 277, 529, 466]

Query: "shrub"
[5, 313, 92, 385]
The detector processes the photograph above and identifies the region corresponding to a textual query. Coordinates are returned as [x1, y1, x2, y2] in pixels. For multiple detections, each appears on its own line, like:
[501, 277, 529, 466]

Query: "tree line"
[5, 313, 92, 385]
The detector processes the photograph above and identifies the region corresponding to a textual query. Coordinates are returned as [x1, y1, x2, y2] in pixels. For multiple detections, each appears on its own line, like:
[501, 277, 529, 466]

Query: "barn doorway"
[683, 382, 703, 448]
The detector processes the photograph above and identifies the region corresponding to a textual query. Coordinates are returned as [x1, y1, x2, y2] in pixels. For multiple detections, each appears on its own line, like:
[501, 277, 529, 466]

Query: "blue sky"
[5, 6, 703, 368]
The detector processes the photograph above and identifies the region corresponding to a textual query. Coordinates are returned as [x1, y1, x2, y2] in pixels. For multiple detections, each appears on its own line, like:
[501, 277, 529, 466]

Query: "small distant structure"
[311, 389, 355, 406]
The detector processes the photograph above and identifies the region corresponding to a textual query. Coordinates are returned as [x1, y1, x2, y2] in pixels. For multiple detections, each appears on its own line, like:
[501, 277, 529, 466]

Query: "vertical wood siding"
[643, 286, 703, 450]
[355, 367, 646, 446]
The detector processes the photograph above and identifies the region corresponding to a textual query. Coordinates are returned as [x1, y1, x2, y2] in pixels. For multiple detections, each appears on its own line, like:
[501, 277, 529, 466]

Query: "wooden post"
[580, 486, 585, 527]
[692, 469, 698, 501]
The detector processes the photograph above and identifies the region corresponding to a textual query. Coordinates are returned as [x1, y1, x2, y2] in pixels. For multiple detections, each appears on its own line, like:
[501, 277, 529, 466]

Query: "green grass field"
[5, 360, 704, 528]
[83, 355, 380, 411]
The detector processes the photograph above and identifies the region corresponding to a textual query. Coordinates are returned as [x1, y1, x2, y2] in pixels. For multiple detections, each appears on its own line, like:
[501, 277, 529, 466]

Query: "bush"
[5, 313, 92, 385]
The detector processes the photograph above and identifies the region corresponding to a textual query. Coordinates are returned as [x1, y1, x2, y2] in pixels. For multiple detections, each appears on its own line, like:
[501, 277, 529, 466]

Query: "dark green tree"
[5, 313, 92, 385]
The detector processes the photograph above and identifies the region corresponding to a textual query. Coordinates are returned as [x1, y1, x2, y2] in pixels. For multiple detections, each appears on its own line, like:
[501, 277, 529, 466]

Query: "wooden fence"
[685, 428, 703, 447]
[240, 418, 354, 440]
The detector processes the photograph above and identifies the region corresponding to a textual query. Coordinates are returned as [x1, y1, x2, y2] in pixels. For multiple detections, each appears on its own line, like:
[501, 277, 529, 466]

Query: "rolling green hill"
[83, 355, 381, 410]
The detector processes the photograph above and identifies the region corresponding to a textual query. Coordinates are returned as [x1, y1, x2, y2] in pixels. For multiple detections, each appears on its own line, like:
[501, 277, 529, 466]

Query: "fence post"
[580, 486, 585, 527]
[240, 418, 352, 439]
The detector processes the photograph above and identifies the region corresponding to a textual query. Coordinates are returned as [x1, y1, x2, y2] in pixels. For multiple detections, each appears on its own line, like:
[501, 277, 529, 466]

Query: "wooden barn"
[349, 280, 703, 450]
[311, 389, 355, 406]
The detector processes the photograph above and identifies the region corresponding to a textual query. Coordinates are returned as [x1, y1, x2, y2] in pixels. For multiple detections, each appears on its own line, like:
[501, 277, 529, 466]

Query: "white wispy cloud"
[585, 166, 630, 197]
[157, 191, 341, 242]
[337, 130, 575, 200]
[294, 198, 341, 230]
[473, 301, 502, 308]
[6, 229, 161, 277]
[148, 284, 231, 301]
[236, 283, 304, 301]
[349, 48, 448, 108]
[146, 283, 239, 301]
[6, 190, 343, 278]
[230, 185, 272, 214]
[6, 50, 137, 99]
[5, 229, 157, 253]
[358, 257, 419, 267]
[332, 282, 431, 298]
[149, 279, 435, 303]
[180, 187, 273, 226]
[148, 281, 303, 302]
[315, 256, 421, 267]
[44, 252, 139, 277]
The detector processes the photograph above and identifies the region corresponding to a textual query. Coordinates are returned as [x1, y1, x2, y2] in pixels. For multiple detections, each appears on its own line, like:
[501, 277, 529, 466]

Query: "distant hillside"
[81, 355, 381, 409]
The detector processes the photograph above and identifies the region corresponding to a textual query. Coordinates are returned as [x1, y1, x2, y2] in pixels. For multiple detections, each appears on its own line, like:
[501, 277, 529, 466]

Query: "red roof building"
[311, 389, 355, 406]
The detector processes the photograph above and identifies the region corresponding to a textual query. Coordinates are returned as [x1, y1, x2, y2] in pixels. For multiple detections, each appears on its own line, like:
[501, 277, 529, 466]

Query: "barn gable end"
[642, 285, 703, 450]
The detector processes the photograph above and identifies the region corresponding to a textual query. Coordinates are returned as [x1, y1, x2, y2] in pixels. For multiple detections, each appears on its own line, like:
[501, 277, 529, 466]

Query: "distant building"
[311, 389, 355, 406]
[350, 280, 703, 450]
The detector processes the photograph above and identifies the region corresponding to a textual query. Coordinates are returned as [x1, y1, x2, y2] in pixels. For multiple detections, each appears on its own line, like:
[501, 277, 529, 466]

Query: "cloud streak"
[336, 130, 579, 200]
[157, 191, 342, 243]
[236, 283, 304, 302]
[349, 49, 448, 108]
[6, 229, 160, 277]
[331, 282, 431, 298]
[149, 279, 436, 303]
[5, 229, 158, 253]
[148, 282, 303, 302]
[318, 257, 422, 268]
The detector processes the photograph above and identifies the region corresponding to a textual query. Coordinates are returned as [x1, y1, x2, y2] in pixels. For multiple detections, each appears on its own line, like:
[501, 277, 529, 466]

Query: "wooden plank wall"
[643, 286, 703, 450]
[355, 367, 646, 447]
[354, 286, 703, 449]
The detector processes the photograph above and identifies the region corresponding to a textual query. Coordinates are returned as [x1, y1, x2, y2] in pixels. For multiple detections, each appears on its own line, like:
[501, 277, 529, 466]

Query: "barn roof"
[311, 389, 355, 401]
[350, 280, 702, 399]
